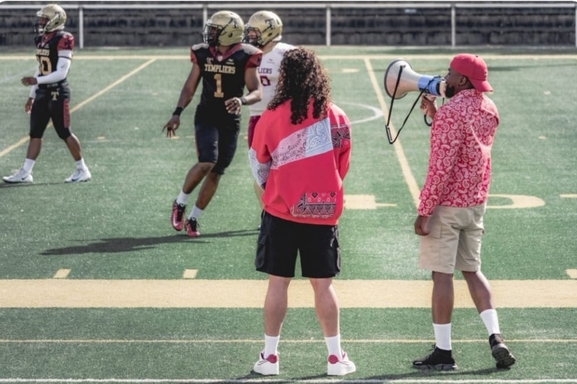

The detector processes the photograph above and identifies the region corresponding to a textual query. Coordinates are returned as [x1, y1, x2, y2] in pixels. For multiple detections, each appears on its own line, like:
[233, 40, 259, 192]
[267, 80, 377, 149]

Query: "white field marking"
[0, 59, 156, 159]
[0, 66, 36, 84]
[2, 53, 577, 61]
[0, 338, 575, 344]
[344, 194, 396, 209]
[53, 269, 70, 279]
[0, 379, 576, 384]
[560, 194, 577, 198]
[1, 279, 577, 308]
[539, 136, 547, 140]
[340, 102, 384, 125]
[487, 194, 546, 209]
[182, 269, 197, 279]
[566, 269, 577, 279]
[364, 58, 421, 208]
[327, 68, 359, 73]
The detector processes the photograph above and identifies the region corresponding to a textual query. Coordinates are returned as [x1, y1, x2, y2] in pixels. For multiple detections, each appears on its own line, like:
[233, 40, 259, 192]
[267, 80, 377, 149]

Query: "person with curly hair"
[248, 47, 355, 376]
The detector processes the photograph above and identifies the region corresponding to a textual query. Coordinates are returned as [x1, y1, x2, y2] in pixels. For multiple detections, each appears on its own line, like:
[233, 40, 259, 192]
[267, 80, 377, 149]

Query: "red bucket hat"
[450, 53, 493, 92]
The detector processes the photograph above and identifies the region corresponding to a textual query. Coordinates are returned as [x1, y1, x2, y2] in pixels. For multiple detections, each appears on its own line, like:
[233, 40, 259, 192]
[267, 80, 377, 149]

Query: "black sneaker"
[413, 346, 457, 371]
[489, 333, 516, 369]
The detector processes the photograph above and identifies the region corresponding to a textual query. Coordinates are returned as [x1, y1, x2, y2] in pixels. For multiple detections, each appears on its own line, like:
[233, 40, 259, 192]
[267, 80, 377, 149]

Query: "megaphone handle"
[424, 115, 432, 127]
[387, 89, 428, 144]
[386, 125, 394, 144]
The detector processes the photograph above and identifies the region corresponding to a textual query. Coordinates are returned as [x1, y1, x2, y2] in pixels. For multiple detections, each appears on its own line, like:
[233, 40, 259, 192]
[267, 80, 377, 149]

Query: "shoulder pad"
[241, 43, 262, 55]
[192, 42, 209, 51]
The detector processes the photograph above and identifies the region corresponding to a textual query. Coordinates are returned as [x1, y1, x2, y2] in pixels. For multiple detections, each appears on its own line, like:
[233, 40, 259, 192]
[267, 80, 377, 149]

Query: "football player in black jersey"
[163, 10, 262, 237]
[3, 3, 91, 184]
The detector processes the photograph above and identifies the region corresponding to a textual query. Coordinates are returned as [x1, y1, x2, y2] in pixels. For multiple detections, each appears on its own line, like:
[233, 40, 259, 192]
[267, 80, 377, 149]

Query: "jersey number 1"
[214, 73, 224, 98]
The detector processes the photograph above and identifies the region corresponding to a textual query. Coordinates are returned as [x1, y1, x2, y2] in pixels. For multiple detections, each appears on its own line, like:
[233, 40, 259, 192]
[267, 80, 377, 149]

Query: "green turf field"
[1, 46, 576, 383]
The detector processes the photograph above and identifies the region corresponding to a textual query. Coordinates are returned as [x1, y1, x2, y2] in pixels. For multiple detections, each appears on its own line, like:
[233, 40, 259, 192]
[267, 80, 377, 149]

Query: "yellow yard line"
[0, 279, 575, 308]
[364, 58, 421, 207]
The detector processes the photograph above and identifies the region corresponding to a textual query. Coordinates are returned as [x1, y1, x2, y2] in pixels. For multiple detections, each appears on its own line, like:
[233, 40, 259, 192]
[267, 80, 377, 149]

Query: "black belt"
[38, 80, 67, 89]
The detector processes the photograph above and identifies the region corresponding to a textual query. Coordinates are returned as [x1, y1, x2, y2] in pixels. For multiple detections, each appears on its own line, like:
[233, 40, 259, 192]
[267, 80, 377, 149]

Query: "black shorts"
[30, 84, 71, 139]
[255, 211, 342, 278]
[194, 107, 240, 175]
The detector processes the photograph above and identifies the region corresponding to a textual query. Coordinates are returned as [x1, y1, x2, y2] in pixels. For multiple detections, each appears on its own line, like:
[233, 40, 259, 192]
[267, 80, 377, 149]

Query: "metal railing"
[2, 1, 577, 48]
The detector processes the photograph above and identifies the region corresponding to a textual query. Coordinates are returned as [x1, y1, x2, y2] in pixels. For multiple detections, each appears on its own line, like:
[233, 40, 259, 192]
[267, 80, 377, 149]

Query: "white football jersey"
[249, 42, 295, 116]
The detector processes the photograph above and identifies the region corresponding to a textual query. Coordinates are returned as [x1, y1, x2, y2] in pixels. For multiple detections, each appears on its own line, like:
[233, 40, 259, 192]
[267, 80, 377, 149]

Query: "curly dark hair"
[267, 46, 332, 125]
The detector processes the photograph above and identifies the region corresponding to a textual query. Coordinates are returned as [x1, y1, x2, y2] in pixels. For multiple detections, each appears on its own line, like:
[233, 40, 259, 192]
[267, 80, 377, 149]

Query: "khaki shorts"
[418, 204, 486, 274]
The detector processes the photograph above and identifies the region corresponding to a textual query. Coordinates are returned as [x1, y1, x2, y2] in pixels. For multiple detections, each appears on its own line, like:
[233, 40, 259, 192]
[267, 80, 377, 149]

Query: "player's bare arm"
[243, 67, 262, 105]
[163, 65, 200, 137]
[225, 67, 262, 115]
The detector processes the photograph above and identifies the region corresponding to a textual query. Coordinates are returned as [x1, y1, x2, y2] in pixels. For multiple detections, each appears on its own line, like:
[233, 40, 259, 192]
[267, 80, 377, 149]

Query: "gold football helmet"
[243, 11, 283, 47]
[36, 3, 67, 34]
[202, 11, 244, 46]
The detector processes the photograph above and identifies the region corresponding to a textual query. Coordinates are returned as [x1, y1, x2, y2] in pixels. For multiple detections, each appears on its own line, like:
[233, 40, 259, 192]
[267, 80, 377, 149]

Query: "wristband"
[172, 106, 184, 116]
[240, 97, 248, 105]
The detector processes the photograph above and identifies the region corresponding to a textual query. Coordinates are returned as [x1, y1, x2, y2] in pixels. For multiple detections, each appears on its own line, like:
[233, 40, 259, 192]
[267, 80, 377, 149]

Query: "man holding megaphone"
[412, 54, 516, 371]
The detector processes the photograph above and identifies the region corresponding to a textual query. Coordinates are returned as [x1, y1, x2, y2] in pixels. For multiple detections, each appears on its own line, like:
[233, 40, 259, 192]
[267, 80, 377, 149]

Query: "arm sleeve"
[29, 67, 40, 98]
[36, 51, 72, 84]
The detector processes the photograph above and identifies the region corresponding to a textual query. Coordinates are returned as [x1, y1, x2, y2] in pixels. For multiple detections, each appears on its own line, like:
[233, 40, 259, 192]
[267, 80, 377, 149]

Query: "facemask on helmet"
[243, 11, 283, 47]
[202, 11, 244, 46]
[36, 3, 67, 34]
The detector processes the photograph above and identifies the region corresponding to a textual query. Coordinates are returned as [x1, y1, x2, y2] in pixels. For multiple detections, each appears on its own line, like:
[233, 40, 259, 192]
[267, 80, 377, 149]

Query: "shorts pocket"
[255, 233, 267, 269]
[426, 218, 442, 239]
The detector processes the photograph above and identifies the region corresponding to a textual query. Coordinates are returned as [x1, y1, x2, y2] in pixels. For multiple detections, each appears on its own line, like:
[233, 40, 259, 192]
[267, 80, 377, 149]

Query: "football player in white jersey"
[243, 11, 295, 211]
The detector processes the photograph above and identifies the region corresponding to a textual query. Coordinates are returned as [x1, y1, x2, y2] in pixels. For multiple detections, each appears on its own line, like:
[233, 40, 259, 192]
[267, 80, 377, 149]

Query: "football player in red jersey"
[162, 10, 262, 237]
[3, 4, 91, 184]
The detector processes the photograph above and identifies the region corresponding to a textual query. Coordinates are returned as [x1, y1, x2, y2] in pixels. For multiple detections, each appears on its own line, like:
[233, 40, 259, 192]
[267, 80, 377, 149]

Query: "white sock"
[176, 191, 190, 206]
[324, 334, 342, 357]
[75, 158, 87, 170]
[188, 205, 203, 220]
[22, 158, 35, 173]
[433, 323, 452, 351]
[264, 334, 279, 357]
[480, 309, 501, 336]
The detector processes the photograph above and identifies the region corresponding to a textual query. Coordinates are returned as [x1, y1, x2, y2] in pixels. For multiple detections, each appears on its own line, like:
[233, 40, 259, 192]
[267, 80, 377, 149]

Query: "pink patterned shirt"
[418, 89, 499, 217]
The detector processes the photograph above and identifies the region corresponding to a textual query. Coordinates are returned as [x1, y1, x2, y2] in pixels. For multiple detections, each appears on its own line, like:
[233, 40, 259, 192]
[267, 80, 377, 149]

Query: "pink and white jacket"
[249, 100, 351, 225]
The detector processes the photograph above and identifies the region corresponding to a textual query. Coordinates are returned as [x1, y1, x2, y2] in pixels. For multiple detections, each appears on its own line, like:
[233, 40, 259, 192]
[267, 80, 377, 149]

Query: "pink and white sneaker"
[327, 351, 356, 376]
[253, 351, 279, 375]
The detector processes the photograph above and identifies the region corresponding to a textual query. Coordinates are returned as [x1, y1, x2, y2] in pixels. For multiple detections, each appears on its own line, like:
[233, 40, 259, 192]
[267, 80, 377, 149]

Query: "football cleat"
[171, 200, 186, 231]
[185, 218, 200, 237]
[3, 169, 33, 184]
[65, 168, 91, 183]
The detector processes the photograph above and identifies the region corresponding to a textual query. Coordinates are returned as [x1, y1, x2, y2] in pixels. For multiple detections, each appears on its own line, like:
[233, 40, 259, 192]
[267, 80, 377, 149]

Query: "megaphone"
[384, 59, 446, 99]
[382, 59, 446, 145]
